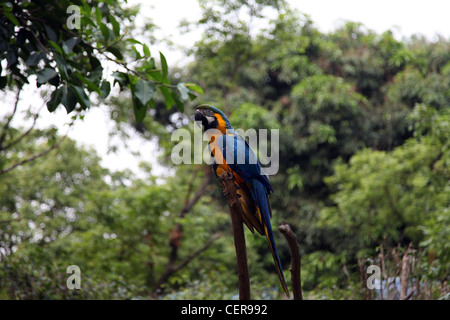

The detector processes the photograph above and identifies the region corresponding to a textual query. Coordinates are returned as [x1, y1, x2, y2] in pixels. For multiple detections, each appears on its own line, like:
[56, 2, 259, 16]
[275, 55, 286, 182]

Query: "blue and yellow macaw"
[195, 104, 289, 297]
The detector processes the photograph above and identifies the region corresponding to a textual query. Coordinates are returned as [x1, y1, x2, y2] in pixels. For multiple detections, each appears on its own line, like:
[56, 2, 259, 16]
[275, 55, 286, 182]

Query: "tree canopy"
[0, 0, 448, 300]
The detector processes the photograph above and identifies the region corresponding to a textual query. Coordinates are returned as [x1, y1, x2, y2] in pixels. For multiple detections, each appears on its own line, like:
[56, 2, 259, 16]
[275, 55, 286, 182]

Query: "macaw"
[195, 104, 289, 297]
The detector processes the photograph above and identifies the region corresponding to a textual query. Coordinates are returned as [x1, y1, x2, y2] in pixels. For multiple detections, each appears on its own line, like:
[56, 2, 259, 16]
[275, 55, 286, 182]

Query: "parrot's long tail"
[251, 179, 290, 298]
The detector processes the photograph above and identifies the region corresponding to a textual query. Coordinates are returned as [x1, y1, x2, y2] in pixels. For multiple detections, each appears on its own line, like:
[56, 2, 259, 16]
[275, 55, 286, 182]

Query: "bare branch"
[171, 233, 222, 274]
[181, 169, 212, 216]
[400, 243, 413, 300]
[0, 88, 21, 149]
[153, 233, 221, 294]
[0, 103, 44, 152]
[0, 133, 68, 176]
[279, 221, 302, 300]
[153, 169, 213, 294]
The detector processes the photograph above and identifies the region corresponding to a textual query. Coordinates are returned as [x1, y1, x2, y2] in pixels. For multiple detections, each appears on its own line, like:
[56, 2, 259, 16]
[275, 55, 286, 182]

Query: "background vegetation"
[0, 0, 448, 299]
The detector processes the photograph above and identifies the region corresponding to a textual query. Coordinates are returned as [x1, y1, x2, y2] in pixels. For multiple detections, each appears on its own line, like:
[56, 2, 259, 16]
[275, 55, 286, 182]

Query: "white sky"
[142, 0, 450, 66]
[2, 0, 449, 177]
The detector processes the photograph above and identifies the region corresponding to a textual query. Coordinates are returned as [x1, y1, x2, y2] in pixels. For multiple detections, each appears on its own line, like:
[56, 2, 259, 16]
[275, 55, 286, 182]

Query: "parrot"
[194, 104, 289, 297]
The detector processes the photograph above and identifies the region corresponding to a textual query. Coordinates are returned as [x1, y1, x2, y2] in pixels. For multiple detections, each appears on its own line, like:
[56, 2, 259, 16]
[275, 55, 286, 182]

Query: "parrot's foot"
[220, 171, 234, 181]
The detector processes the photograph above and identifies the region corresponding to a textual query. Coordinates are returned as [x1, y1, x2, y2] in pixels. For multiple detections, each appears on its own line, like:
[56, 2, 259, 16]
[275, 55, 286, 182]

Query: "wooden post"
[279, 221, 303, 300]
[400, 243, 412, 300]
[220, 172, 251, 300]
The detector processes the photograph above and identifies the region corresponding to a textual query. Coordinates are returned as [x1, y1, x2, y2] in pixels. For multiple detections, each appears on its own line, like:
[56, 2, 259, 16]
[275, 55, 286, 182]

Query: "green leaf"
[0, 76, 7, 89]
[62, 38, 79, 54]
[184, 83, 204, 95]
[4, 13, 19, 26]
[89, 56, 102, 70]
[108, 15, 120, 37]
[72, 85, 90, 109]
[44, 25, 57, 42]
[53, 53, 69, 80]
[159, 86, 175, 109]
[81, 16, 96, 28]
[111, 71, 129, 88]
[160, 51, 168, 81]
[100, 23, 111, 41]
[48, 74, 60, 87]
[173, 93, 184, 112]
[188, 92, 197, 101]
[125, 38, 142, 45]
[48, 40, 63, 55]
[127, 74, 139, 86]
[131, 45, 141, 59]
[6, 49, 17, 67]
[37, 68, 58, 84]
[134, 79, 156, 106]
[177, 82, 190, 101]
[73, 72, 100, 92]
[61, 85, 77, 113]
[106, 46, 123, 60]
[25, 52, 42, 67]
[47, 87, 63, 112]
[100, 81, 111, 98]
[95, 7, 102, 25]
[149, 69, 163, 82]
[143, 44, 150, 57]
[132, 96, 147, 122]
[148, 57, 156, 69]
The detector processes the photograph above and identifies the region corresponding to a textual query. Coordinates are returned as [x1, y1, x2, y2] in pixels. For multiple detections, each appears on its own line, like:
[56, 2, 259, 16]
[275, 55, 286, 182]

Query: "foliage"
[0, 0, 202, 121]
[1, 0, 449, 299]
[322, 106, 449, 278]
[183, 2, 449, 298]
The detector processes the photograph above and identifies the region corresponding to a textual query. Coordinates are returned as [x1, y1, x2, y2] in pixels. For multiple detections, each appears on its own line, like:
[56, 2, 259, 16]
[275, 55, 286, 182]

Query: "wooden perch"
[400, 242, 413, 300]
[279, 221, 303, 300]
[220, 171, 251, 300]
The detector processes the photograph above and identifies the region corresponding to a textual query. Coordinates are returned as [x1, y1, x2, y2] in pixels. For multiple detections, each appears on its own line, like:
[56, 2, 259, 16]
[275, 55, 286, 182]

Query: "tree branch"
[153, 169, 213, 294]
[400, 243, 413, 300]
[0, 104, 44, 152]
[279, 221, 303, 300]
[153, 233, 221, 293]
[0, 133, 68, 176]
[0, 88, 21, 150]
[171, 233, 222, 275]
[220, 171, 251, 300]
[180, 168, 211, 216]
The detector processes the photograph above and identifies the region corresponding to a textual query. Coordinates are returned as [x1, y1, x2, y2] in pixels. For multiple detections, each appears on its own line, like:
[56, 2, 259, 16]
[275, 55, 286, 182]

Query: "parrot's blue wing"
[217, 134, 273, 193]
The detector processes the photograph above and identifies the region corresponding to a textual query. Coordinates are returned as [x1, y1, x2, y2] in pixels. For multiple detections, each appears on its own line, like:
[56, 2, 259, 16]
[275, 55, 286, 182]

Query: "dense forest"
[0, 0, 448, 299]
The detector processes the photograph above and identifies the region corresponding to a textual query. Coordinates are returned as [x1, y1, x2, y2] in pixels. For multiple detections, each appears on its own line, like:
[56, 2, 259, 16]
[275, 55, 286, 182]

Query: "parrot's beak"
[195, 108, 217, 130]
[194, 109, 207, 129]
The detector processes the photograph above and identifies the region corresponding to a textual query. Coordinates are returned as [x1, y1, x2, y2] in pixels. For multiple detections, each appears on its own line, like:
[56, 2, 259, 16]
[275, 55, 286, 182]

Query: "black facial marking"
[195, 109, 218, 130]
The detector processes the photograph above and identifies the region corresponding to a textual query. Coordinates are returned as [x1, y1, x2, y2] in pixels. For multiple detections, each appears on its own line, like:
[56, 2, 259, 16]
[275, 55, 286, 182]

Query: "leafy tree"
[0, 127, 228, 299]
[0, 0, 202, 121]
[1, 0, 449, 300]
[184, 3, 449, 296]
[321, 105, 449, 282]
[0, 129, 116, 298]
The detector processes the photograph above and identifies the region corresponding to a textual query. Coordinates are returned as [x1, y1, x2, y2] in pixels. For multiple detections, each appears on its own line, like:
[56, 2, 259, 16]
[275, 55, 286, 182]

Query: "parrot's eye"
[202, 109, 215, 117]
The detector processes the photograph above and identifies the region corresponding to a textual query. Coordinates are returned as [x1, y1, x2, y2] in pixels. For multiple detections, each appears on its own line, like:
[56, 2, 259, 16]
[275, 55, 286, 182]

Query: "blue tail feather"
[250, 179, 289, 297]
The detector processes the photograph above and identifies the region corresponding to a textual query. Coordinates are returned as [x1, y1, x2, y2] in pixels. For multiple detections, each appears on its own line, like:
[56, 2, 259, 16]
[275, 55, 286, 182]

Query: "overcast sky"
[142, 0, 450, 66]
[2, 0, 449, 177]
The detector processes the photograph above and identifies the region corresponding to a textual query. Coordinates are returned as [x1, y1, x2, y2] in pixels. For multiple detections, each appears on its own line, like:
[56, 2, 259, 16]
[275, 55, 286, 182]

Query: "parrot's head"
[195, 104, 232, 134]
